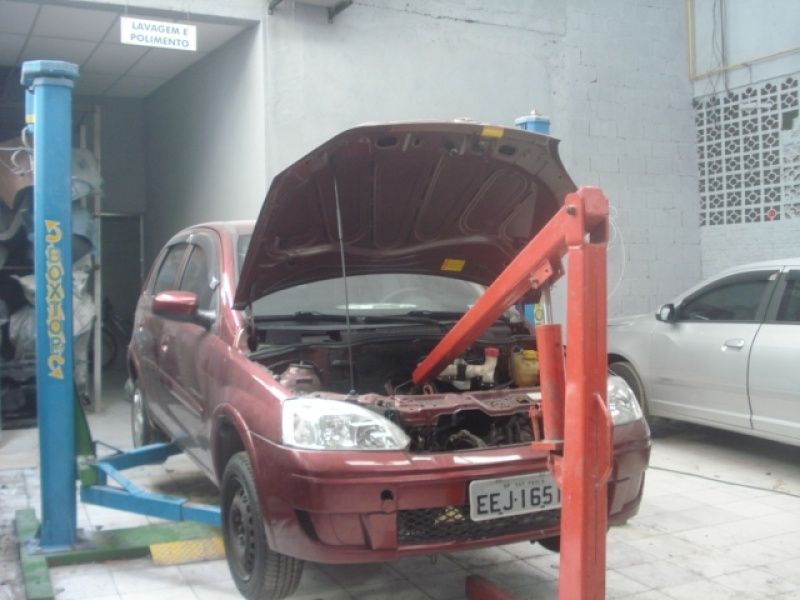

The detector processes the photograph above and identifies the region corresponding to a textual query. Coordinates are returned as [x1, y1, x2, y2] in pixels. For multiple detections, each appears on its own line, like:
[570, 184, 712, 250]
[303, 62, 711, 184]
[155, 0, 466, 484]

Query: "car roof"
[714, 257, 800, 276]
[199, 220, 255, 235]
[671, 257, 800, 305]
[166, 220, 255, 241]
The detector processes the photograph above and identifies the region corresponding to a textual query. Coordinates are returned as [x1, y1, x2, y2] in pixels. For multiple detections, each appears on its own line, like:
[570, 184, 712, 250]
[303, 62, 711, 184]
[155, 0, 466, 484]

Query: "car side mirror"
[655, 303, 676, 323]
[153, 290, 200, 321]
[154, 291, 216, 329]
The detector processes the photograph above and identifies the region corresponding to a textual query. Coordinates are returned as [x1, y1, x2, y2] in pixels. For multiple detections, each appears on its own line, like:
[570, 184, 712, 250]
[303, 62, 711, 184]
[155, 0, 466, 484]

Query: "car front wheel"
[222, 452, 304, 600]
[538, 536, 560, 552]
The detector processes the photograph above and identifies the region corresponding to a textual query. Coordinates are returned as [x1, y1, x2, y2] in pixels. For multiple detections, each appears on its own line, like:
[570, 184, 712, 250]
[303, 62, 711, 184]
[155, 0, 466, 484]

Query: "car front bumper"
[251, 419, 650, 563]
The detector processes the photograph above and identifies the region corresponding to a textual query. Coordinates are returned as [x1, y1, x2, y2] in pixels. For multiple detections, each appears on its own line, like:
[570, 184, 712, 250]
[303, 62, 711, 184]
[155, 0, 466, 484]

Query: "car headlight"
[282, 397, 411, 451]
[607, 375, 643, 425]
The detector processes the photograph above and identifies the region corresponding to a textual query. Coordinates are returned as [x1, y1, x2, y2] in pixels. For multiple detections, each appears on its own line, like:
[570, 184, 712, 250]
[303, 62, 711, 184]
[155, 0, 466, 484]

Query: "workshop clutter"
[0, 136, 102, 425]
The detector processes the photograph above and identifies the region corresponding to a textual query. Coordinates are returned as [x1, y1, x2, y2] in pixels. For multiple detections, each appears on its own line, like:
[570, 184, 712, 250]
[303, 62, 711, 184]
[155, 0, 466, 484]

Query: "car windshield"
[237, 234, 486, 317]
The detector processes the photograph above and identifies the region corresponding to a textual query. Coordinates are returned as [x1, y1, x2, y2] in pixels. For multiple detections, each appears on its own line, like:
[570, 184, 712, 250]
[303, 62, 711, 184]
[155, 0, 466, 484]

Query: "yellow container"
[513, 349, 540, 387]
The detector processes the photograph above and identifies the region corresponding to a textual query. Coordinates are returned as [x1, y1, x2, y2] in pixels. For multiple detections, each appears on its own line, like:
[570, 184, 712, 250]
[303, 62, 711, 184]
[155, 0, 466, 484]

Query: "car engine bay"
[253, 323, 541, 452]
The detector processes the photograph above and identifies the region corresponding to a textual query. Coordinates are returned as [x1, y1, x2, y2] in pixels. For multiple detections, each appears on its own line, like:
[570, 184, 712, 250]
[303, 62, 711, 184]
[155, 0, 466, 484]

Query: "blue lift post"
[21, 60, 80, 552]
[20, 60, 220, 540]
[13, 60, 222, 600]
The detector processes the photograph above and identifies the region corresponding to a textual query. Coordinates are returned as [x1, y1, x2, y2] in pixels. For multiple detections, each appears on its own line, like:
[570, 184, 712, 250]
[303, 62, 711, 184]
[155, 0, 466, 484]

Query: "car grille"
[397, 505, 560, 545]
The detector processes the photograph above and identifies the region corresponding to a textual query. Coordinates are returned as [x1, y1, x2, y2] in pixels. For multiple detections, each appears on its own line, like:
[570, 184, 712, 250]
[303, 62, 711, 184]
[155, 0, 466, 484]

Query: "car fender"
[608, 314, 657, 397]
[211, 399, 290, 549]
[210, 402, 259, 481]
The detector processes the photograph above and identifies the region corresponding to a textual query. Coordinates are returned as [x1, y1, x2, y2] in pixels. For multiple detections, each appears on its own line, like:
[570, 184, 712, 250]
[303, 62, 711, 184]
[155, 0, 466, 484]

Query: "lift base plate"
[15, 508, 219, 600]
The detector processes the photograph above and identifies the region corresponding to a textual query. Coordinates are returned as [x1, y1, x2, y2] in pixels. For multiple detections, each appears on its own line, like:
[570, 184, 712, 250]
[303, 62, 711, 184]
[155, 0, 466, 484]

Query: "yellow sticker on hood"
[481, 126, 504, 139]
[441, 258, 465, 272]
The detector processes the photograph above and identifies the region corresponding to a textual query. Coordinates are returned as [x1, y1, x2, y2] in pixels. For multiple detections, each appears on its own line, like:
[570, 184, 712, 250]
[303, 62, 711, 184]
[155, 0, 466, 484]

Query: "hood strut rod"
[333, 177, 357, 395]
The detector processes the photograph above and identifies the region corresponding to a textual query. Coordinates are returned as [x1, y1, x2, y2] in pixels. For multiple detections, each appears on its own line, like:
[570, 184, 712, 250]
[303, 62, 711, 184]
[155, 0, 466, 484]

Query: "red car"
[129, 122, 650, 599]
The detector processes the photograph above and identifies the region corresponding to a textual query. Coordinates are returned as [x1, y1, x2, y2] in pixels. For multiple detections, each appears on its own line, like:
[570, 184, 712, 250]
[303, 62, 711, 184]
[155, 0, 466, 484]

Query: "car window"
[776, 274, 800, 323]
[251, 273, 485, 317]
[237, 235, 487, 316]
[180, 244, 217, 311]
[237, 234, 251, 277]
[153, 243, 188, 294]
[677, 270, 777, 322]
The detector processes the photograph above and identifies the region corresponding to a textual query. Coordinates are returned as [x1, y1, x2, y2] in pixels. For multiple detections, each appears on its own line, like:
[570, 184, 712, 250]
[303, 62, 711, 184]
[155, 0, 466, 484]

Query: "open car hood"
[234, 121, 576, 309]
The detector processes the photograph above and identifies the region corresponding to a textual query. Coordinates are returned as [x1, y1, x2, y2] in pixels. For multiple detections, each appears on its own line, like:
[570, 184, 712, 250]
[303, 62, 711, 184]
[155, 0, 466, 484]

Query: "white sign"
[120, 16, 197, 52]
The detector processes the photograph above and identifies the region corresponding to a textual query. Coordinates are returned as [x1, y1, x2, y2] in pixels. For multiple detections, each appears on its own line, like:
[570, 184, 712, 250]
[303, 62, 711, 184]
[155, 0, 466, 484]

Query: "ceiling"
[0, 0, 251, 100]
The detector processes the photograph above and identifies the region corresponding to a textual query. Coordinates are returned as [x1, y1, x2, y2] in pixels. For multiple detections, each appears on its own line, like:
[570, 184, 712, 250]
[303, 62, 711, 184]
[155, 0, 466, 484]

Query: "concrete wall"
[263, 1, 562, 172]
[554, 1, 700, 314]
[85, 97, 148, 215]
[71, 96, 147, 319]
[691, 0, 800, 96]
[263, 0, 701, 316]
[143, 24, 267, 260]
[701, 220, 800, 278]
[691, 0, 800, 278]
[137, 0, 700, 317]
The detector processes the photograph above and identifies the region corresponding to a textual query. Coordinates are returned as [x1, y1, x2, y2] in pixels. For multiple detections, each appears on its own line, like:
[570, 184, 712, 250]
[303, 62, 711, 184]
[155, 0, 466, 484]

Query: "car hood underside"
[234, 121, 576, 308]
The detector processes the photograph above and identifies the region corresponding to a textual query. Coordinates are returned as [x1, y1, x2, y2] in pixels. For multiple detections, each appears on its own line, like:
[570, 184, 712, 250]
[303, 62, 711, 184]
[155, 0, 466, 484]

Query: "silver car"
[608, 258, 800, 446]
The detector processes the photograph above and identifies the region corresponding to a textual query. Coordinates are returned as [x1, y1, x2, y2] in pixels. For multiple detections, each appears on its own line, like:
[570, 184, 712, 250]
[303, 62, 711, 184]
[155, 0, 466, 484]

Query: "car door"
[138, 241, 190, 433]
[169, 231, 222, 469]
[646, 269, 779, 429]
[749, 268, 800, 441]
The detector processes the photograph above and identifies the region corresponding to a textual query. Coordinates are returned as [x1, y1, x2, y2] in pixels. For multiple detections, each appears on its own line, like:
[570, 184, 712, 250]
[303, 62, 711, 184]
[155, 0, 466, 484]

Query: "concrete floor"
[2, 371, 800, 599]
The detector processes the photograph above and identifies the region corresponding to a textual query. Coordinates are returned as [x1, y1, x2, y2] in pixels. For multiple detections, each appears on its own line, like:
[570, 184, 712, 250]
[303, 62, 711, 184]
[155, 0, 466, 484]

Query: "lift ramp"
[79, 442, 221, 526]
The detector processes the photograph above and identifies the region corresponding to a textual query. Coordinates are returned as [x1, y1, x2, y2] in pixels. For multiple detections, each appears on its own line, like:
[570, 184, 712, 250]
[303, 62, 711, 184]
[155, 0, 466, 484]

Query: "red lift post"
[412, 186, 612, 600]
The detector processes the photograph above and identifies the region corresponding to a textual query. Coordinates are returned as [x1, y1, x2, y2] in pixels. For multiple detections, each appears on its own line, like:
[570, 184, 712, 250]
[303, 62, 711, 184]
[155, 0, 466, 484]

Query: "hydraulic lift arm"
[413, 186, 613, 600]
[412, 187, 607, 385]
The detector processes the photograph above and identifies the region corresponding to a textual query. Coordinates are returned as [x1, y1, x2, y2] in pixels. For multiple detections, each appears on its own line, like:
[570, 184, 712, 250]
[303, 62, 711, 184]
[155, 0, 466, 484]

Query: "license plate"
[469, 472, 561, 522]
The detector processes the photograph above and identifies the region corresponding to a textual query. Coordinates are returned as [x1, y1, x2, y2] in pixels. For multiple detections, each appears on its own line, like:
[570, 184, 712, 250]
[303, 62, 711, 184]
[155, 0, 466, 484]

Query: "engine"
[260, 334, 539, 453]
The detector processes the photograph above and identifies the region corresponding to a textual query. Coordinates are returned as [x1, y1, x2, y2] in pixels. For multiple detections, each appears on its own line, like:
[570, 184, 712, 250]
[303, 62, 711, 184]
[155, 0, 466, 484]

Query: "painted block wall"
[142, 0, 701, 317]
[552, 0, 701, 314]
[83, 97, 148, 319]
[84, 97, 147, 215]
[691, 0, 800, 97]
[263, 0, 701, 316]
[701, 220, 800, 279]
[143, 24, 267, 260]
[691, 0, 800, 278]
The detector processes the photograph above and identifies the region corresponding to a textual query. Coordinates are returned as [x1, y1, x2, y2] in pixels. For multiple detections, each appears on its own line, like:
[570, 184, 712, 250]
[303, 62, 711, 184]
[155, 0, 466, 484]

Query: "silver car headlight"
[607, 375, 644, 425]
[282, 397, 410, 451]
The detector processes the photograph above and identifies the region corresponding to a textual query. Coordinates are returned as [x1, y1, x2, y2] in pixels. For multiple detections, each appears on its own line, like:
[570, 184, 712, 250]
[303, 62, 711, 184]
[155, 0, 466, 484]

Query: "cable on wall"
[607, 204, 627, 299]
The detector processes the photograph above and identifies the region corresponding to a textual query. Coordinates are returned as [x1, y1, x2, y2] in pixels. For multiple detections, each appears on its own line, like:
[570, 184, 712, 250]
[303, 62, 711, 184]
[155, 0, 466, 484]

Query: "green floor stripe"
[15, 509, 54, 600]
[48, 521, 219, 566]
[14, 509, 221, 598]
[19, 557, 52, 600]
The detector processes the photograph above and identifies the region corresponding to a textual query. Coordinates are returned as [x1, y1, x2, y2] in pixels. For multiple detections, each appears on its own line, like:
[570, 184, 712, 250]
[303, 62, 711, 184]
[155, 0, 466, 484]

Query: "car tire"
[609, 361, 665, 435]
[538, 536, 560, 552]
[221, 452, 304, 600]
[130, 382, 165, 447]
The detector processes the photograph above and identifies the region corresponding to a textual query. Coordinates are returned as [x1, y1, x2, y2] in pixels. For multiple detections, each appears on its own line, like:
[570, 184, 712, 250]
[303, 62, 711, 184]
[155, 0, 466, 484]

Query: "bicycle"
[89, 297, 133, 370]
